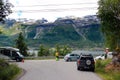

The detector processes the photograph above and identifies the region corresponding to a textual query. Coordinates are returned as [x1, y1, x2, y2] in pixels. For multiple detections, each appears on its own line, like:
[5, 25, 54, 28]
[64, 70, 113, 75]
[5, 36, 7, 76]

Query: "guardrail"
[24, 56, 64, 60]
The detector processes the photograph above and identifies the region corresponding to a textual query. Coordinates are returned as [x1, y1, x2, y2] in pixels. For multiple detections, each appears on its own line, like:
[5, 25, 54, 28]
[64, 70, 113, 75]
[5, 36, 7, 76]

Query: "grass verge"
[95, 59, 120, 80]
[0, 59, 21, 80]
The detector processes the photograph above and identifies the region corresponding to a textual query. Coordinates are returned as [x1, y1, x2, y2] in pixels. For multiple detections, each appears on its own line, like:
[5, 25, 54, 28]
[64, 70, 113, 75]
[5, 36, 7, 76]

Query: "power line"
[15, 2, 97, 7]
[13, 7, 97, 13]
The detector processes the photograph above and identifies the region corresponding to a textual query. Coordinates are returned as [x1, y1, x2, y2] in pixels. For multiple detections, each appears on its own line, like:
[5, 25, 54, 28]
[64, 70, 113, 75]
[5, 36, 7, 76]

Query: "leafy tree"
[54, 44, 72, 56]
[54, 44, 61, 56]
[97, 0, 120, 50]
[15, 32, 28, 56]
[0, 0, 13, 22]
[38, 45, 50, 56]
[55, 44, 61, 52]
[44, 48, 50, 56]
[38, 45, 44, 56]
[0, 0, 12, 34]
[61, 45, 72, 56]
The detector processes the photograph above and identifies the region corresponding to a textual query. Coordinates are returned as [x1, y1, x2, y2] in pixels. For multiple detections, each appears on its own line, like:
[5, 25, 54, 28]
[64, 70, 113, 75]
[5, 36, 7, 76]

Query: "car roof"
[80, 54, 93, 57]
[71, 53, 79, 55]
[0, 47, 19, 51]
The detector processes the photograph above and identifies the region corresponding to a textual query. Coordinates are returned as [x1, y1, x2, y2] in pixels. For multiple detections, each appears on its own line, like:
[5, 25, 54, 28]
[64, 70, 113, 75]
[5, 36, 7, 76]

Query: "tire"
[67, 58, 71, 62]
[86, 60, 91, 65]
[80, 68, 83, 71]
[16, 58, 20, 62]
[91, 68, 95, 72]
[77, 67, 80, 70]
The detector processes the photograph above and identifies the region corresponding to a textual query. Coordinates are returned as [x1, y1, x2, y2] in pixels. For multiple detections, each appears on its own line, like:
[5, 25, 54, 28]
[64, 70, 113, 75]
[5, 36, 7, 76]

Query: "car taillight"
[78, 60, 80, 64]
[92, 61, 95, 64]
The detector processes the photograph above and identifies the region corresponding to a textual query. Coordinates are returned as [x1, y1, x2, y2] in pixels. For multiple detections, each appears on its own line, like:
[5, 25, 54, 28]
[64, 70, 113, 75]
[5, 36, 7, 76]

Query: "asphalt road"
[17, 60, 102, 80]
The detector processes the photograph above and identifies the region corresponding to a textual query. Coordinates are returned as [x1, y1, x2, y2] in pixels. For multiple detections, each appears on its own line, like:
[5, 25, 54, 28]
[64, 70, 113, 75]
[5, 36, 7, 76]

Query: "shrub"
[0, 59, 21, 80]
[0, 59, 9, 67]
[95, 59, 120, 80]
[96, 59, 111, 68]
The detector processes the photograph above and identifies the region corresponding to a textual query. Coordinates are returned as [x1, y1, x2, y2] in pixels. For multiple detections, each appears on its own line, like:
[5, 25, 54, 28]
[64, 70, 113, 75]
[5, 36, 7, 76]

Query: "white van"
[0, 47, 24, 62]
[94, 52, 113, 60]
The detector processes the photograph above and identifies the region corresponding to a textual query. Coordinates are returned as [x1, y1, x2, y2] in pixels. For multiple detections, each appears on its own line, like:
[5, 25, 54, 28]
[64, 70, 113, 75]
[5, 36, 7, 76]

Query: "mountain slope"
[0, 15, 104, 49]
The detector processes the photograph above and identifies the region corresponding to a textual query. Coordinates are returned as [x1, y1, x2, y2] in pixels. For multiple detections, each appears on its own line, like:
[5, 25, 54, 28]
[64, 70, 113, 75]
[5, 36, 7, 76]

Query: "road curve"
[17, 60, 102, 80]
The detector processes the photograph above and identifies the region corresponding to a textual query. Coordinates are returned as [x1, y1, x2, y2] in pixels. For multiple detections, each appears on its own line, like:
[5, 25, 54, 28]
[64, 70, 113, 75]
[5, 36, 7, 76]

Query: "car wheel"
[16, 58, 20, 62]
[91, 68, 95, 72]
[67, 58, 71, 62]
[77, 67, 80, 70]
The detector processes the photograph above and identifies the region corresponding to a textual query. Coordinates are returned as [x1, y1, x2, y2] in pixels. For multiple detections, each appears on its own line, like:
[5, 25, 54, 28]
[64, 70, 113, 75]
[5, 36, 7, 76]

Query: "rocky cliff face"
[31, 15, 100, 40]
[0, 15, 104, 48]
[33, 23, 55, 39]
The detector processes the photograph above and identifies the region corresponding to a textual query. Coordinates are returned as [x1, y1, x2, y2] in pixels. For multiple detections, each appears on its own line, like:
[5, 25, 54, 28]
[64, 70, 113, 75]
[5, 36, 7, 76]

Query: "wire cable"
[15, 2, 97, 7]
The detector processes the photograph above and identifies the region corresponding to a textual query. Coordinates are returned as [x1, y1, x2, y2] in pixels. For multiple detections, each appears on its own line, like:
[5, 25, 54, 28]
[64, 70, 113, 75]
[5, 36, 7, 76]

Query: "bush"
[96, 59, 111, 68]
[0, 59, 9, 67]
[0, 59, 21, 80]
[95, 59, 120, 80]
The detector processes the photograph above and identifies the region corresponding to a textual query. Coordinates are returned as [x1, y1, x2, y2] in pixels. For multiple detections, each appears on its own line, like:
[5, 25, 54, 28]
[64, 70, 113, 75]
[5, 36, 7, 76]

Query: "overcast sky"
[8, 0, 99, 22]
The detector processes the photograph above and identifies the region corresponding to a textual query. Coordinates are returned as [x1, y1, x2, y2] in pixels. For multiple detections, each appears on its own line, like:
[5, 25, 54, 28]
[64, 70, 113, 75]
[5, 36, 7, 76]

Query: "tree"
[54, 44, 72, 56]
[15, 32, 28, 56]
[0, 0, 13, 22]
[54, 44, 61, 56]
[44, 48, 49, 56]
[38, 44, 50, 56]
[62, 45, 71, 56]
[97, 0, 120, 50]
[61, 45, 72, 56]
[38, 45, 45, 56]
[55, 44, 61, 52]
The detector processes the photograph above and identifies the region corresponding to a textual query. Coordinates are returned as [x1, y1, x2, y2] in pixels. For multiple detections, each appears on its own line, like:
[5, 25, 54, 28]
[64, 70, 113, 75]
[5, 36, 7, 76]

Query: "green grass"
[0, 59, 21, 80]
[95, 59, 120, 80]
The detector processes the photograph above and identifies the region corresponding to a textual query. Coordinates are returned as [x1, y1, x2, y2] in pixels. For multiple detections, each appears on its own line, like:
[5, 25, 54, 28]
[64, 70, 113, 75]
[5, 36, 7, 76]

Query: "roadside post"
[105, 48, 109, 59]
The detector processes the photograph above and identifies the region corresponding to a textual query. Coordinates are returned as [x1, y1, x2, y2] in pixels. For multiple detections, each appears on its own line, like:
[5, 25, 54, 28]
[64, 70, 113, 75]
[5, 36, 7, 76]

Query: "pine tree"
[15, 32, 28, 56]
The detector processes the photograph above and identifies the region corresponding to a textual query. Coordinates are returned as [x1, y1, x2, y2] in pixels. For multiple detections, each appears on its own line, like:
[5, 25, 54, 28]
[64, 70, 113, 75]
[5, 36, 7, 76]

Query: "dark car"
[77, 54, 95, 72]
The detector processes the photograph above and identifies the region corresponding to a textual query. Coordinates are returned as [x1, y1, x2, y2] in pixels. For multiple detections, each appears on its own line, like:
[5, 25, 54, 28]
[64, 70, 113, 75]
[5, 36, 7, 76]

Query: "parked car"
[0, 47, 24, 62]
[94, 52, 113, 60]
[64, 53, 80, 62]
[77, 54, 95, 72]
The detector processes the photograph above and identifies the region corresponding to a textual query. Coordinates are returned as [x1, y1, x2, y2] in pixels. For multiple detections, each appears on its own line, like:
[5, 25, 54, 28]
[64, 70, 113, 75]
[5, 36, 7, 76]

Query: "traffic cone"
[22, 59, 24, 63]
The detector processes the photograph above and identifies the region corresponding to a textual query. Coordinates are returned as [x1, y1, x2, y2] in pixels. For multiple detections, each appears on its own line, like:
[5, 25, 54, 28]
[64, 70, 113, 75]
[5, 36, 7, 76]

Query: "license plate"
[84, 67, 90, 69]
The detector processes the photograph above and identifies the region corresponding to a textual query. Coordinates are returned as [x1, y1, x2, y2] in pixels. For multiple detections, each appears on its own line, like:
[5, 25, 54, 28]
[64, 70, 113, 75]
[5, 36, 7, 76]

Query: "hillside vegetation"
[0, 15, 104, 49]
[0, 59, 21, 80]
[96, 59, 120, 80]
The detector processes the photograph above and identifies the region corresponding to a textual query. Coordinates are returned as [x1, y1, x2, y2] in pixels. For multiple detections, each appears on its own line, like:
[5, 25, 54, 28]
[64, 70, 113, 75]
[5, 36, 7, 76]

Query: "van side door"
[11, 51, 19, 60]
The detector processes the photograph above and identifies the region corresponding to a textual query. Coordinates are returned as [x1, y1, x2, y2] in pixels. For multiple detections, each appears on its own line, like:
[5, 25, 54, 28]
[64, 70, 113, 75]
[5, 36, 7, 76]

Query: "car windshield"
[17, 52, 23, 57]
[81, 57, 93, 60]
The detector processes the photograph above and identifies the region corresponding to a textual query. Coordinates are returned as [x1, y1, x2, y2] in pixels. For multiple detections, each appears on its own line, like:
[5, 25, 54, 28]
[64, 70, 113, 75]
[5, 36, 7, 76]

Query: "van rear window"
[81, 57, 93, 60]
